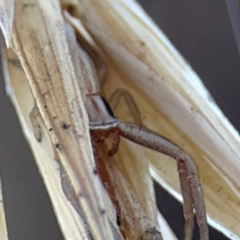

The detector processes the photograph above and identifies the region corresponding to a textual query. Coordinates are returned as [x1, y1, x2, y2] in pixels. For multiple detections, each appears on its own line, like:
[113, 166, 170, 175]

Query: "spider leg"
[108, 128, 121, 156]
[117, 120, 208, 240]
[29, 104, 42, 141]
[178, 159, 194, 240]
[108, 88, 142, 126]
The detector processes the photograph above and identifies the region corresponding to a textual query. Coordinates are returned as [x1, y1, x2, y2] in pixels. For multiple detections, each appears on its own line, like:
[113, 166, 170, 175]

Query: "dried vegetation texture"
[0, 181, 8, 240]
[1, 1, 119, 240]
[0, 0, 240, 240]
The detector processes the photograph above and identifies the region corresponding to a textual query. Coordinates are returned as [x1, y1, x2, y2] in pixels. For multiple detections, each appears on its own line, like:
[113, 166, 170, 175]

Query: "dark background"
[0, 1, 239, 239]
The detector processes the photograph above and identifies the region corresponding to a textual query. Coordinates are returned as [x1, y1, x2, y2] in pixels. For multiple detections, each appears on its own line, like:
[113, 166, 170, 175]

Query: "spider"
[29, 21, 209, 240]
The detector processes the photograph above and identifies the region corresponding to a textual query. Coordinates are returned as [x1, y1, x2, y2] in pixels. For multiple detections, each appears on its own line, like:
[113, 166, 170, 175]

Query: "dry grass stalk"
[0, 179, 8, 240]
[0, 0, 240, 239]
[2, 0, 119, 239]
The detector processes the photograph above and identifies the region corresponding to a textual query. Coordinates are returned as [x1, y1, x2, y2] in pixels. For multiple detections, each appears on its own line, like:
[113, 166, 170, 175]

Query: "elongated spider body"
[30, 22, 209, 240]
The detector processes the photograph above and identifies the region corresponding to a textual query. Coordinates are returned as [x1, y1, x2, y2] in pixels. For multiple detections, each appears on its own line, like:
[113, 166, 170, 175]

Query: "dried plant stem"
[0, 178, 8, 240]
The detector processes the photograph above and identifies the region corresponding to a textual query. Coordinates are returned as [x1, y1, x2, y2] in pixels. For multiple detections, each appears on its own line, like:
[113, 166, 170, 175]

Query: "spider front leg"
[106, 88, 201, 239]
[108, 88, 142, 126]
[114, 120, 208, 240]
[105, 88, 208, 240]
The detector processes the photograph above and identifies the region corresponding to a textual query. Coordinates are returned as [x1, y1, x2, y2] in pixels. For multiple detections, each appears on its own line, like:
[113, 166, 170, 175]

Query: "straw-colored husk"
[0, 179, 8, 240]
[0, 0, 239, 239]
